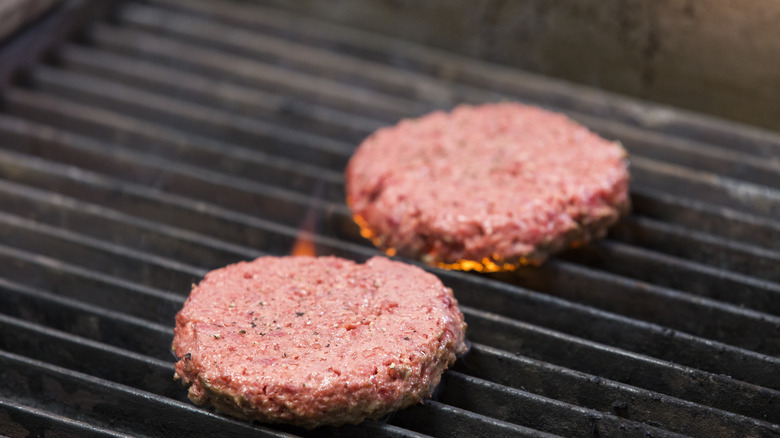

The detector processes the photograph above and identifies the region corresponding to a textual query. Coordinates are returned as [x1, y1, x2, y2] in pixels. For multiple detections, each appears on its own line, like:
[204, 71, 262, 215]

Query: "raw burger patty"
[346, 102, 630, 270]
[173, 255, 467, 429]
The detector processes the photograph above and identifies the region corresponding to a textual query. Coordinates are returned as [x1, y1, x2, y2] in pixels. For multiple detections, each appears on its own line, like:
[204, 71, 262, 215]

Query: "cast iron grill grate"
[0, 0, 779, 436]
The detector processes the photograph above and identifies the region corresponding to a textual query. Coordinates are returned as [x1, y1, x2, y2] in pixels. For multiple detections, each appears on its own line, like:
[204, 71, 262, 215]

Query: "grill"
[1, 1, 779, 436]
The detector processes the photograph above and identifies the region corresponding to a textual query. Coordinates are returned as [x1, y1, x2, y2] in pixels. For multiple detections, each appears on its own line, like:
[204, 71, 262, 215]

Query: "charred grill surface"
[0, 0, 779, 437]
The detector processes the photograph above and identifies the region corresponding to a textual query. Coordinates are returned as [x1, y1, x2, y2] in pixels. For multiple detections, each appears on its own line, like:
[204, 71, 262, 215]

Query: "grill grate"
[1, 0, 780, 436]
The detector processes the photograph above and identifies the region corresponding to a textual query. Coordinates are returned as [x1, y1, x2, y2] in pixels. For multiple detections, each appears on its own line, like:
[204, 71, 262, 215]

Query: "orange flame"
[291, 214, 318, 257]
[291, 231, 317, 257]
[352, 214, 377, 241]
[353, 214, 396, 257]
[436, 257, 524, 273]
[353, 214, 531, 272]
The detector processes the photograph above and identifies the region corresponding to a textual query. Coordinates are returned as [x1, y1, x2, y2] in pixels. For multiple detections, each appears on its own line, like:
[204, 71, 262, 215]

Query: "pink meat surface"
[346, 102, 630, 270]
[173, 255, 467, 429]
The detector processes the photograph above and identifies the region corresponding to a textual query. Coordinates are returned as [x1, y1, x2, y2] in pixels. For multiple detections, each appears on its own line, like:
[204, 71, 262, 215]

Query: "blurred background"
[5, 0, 780, 132]
[261, 0, 780, 133]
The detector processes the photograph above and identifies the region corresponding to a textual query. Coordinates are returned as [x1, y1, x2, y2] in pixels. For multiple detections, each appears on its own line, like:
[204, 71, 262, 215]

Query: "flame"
[291, 231, 317, 257]
[353, 214, 531, 272]
[353, 214, 398, 257]
[291, 214, 318, 257]
[436, 258, 521, 273]
[352, 214, 377, 241]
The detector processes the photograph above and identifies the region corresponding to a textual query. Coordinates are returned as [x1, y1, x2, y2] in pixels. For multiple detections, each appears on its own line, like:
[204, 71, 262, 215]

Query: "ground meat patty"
[346, 102, 630, 271]
[172, 255, 467, 429]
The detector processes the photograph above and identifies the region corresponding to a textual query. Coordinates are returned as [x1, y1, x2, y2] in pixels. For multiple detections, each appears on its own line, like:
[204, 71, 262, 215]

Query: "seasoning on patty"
[172, 255, 467, 429]
[346, 102, 631, 271]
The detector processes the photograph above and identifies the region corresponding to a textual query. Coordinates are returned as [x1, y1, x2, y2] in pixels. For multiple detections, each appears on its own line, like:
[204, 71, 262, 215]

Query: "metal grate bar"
[57, 42, 387, 140]
[0, 178, 262, 270]
[25, 68, 356, 167]
[8, 83, 778, 297]
[0, 351, 295, 437]
[3, 154, 776, 432]
[630, 189, 780, 251]
[566, 113, 780, 190]
[630, 157, 780, 220]
[559, 240, 780, 316]
[9, 81, 776, 290]
[145, 0, 780, 159]
[88, 11, 780, 200]
[1, 151, 772, 434]
[3, 151, 776, 414]
[463, 307, 780, 424]
[0, 397, 134, 438]
[0, 145, 368, 261]
[118, 0, 780, 189]
[0, 92, 347, 199]
[446, 275, 780, 390]
[0, 109, 352, 231]
[90, 24, 422, 121]
[387, 400, 561, 438]
[0, 243, 183, 323]
[436, 371, 689, 438]
[118, 3, 457, 106]
[0, 277, 173, 359]
[510, 259, 780, 355]
[610, 216, 780, 282]
[4, 125, 762, 388]
[454, 344, 780, 437]
[0, 314, 180, 401]
[21, 54, 774, 236]
[3, 93, 776, 424]
[0, 209, 205, 286]
[60, 41, 381, 131]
